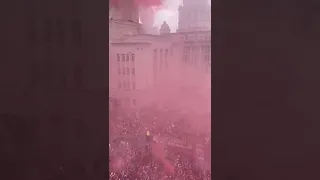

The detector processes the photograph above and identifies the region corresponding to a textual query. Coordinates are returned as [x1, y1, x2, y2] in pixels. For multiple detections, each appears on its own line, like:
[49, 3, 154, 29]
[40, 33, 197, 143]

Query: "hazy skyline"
[154, 0, 211, 32]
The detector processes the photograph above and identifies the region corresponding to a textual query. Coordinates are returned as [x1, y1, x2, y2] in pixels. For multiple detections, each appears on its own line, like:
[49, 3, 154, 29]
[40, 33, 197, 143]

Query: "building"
[177, 0, 211, 32]
[160, 21, 171, 35]
[109, 0, 142, 39]
[109, 0, 211, 116]
[1, 0, 109, 178]
[109, 34, 177, 110]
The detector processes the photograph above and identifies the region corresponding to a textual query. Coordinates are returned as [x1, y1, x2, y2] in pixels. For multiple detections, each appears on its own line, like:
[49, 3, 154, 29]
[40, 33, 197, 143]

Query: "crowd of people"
[109, 148, 211, 180]
[109, 108, 211, 180]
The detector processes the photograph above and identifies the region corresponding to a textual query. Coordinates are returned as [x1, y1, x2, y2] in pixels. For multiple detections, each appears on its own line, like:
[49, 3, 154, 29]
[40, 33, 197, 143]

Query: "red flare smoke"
[110, 0, 163, 8]
[139, 6, 155, 27]
[134, 0, 162, 7]
[151, 141, 175, 173]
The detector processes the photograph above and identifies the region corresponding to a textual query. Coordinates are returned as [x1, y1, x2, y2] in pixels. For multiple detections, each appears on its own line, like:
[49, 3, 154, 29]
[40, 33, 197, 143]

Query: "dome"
[160, 21, 171, 35]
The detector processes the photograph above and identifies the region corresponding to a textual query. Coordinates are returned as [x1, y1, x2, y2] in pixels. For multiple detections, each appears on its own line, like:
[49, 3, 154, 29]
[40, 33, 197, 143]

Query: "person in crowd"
[109, 108, 211, 180]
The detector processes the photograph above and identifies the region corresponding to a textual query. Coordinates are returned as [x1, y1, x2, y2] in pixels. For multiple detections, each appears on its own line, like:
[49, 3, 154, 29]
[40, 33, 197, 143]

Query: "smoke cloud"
[110, 0, 164, 8]
[134, 0, 163, 7]
[154, 0, 212, 31]
[154, 0, 181, 32]
[110, 0, 211, 32]
[144, 66, 211, 133]
[110, 0, 165, 33]
[139, 6, 157, 33]
[137, 0, 181, 32]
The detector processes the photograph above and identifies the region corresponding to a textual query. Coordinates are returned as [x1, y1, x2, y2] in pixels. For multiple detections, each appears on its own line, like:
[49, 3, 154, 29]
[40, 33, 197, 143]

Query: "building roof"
[110, 33, 174, 45]
[160, 21, 171, 35]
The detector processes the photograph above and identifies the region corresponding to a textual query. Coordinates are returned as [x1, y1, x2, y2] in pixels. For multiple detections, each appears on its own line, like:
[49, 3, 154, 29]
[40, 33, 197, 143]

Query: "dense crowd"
[109, 142, 211, 180]
[109, 109, 211, 180]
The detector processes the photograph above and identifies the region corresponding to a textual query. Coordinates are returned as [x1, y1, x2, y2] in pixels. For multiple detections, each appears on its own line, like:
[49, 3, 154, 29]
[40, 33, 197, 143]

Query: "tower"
[177, 0, 211, 32]
[159, 21, 171, 35]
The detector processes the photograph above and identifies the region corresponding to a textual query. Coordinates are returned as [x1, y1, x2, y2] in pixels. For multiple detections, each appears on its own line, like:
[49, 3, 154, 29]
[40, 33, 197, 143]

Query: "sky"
[153, 0, 211, 32]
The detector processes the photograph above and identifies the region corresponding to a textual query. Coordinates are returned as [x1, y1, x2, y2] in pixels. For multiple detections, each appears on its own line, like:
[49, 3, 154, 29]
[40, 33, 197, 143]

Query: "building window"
[193, 55, 197, 63]
[28, 18, 37, 45]
[131, 57, 135, 68]
[131, 54, 135, 63]
[132, 82, 136, 90]
[184, 47, 189, 53]
[125, 98, 129, 106]
[192, 46, 196, 52]
[154, 49, 158, 78]
[201, 46, 205, 52]
[127, 67, 130, 75]
[127, 81, 130, 89]
[123, 81, 126, 89]
[44, 19, 53, 43]
[122, 66, 126, 75]
[56, 19, 65, 46]
[72, 20, 82, 45]
[184, 55, 189, 64]
[154, 49, 157, 57]
[117, 54, 121, 74]
[165, 49, 168, 68]
[132, 68, 135, 75]
[122, 54, 125, 75]
[203, 46, 207, 52]
[118, 81, 121, 89]
[126, 54, 129, 61]
[132, 99, 136, 106]
[204, 55, 209, 62]
[116, 99, 121, 107]
[160, 49, 163, 72]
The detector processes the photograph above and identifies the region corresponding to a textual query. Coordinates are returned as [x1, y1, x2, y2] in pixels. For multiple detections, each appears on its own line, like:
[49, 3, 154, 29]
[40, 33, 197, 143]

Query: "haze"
[154, 0, 211, 32]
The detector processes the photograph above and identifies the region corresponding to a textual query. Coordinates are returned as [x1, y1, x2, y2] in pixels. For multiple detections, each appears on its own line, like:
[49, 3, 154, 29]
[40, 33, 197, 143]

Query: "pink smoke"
[141, 65, 211, 133]
[110, 0, 163, 32]
[110, 0, 163, 8]
[134, 0, 163, 7]
[110, 156, 125, 172]
[151, 142, 175, 173]
[139, 6, 157, 33]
